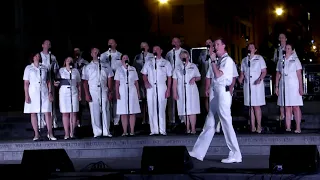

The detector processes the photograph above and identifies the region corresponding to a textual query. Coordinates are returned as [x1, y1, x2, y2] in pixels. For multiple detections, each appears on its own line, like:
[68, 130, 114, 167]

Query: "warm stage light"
[158, 0, 168, 4]
[313, 45, 316, 50]
[275, 8, 284, 16]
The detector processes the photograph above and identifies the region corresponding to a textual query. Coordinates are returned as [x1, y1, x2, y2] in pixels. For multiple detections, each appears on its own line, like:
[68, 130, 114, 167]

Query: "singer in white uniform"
[23, 52, 57, 141]
[166, 37, 186, 124]
[73, 48, 89, 127]
[133, 42, 154, 124]
[173, 51, 201, 134]
[141, 46, 172, 135]
[39, 40, 59, 129]
[199, 39, 214, 112]
[205, 53, 239, 133]
[115, 55, 141, 136]
[275, 44, 303, 133]
[82, 48, 113, 138]
[273, 33, 295, 121]
[239, 43, 267, 133]
[100, 39, 122, 125]
[56, 57, 81, 139]
[189, 38, 242, 163]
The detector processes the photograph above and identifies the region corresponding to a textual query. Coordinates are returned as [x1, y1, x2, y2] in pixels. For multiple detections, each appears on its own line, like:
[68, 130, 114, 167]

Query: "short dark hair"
[248, 42, 259, 54]
[286, 43, 295, 50]
[215, 37, 228, 50]
[29, 52, 41, 63]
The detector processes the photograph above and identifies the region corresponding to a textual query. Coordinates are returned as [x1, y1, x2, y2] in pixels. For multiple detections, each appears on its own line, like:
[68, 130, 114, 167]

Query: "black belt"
[59, 79, 70, 86]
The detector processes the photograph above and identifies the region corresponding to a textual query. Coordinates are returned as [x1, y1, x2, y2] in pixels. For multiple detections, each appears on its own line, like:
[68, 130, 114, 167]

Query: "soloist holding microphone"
[189, 38, 241, 163]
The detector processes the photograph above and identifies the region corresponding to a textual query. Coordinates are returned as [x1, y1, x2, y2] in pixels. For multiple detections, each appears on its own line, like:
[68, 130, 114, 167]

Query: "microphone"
[206, 45, 210, 49]
[182, 58, 186, 75]
[153, 52, 157, 58]
[248, 50, 251, 56]
[172, 45, 176, 50]
[141, 48, 145, 53]
[182, 58, 186, 64]
[69, 62, 74, 69]
[282, 50, 286, 56]
[125, 60, 129, 66]
[108, 45, 112, 51]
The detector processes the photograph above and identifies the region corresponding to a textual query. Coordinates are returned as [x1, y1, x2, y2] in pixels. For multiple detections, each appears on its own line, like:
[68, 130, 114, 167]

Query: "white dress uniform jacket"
[74, 58, 89, 105]
[100, 50, 122, 72]
[114, 65, 141, 114]
[40, 52, 59, 72]
[58, 67, 81, 113]
[166, 47, 186, 123]
[141, 57, 173, 134]
[100, 50, 122, 124]
[273, 46, 285, 63]
[199, 50, 211, 97]
[241, 55, 267, 106]
[165, 48, 186, 69]
[40, 51, 59, 127]
[276, 54, 303, 106]
[23, 63, 51, 113]
[82, 61, 114, 137]
[190, 53, 241, 161]
[133, 52, 154, 98]
[173, 62, 201, 115]
[206, 61, 238, 101]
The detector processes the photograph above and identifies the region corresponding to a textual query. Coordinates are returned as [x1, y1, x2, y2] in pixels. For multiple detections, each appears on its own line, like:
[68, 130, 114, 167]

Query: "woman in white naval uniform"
[56, 57, 81, 139]
[115, 55, 141, 136]
[275, 44, 303, 133]
[189, 38, 241, 163]
[141, 46, 173, 135]
[173, 51, 201, 134]
[239, 43, 267, 133]
[23, 53, 57, 141]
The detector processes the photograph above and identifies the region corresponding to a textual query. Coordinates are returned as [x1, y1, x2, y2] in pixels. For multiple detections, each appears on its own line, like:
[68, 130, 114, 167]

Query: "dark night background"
[0, 0, 319, 112]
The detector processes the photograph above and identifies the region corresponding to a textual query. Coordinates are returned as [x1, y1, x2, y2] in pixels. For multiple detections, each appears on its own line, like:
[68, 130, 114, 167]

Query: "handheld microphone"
[206, 45, 210, 49]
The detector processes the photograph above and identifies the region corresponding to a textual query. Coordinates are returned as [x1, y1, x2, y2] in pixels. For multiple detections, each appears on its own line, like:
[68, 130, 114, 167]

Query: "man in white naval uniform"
[133, 42, 154, 124]
[39, 40, 59, 129]
[74, 48, 89, 127]
[205, 52, 239, 133]
[141, 46, 172, 135]
[189, 38, 242, 163]
[100, 39, 122, 125]
[82, 48, 113, 138]
[165, 37, 186, 124]
[199, 39, 214, 112]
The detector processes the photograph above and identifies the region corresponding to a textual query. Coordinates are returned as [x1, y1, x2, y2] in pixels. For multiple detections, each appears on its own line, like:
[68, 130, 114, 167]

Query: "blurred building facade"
[146, 0, 269, 64]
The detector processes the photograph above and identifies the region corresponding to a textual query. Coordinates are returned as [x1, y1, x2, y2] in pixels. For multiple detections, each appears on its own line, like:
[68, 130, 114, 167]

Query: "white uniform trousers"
[147, 84, 167, 134]
[89, 89, 111, 137]
[112, 88, 121, 125]
[191, 86, 241, 160]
